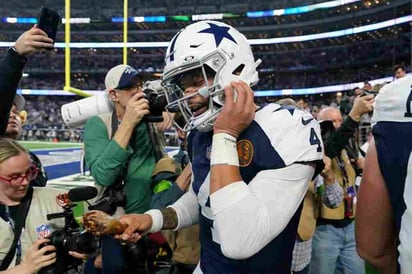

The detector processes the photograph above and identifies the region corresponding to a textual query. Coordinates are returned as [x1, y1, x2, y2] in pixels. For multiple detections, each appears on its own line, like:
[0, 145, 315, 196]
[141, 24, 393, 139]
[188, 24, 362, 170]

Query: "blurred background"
[1, 0, 410, 185]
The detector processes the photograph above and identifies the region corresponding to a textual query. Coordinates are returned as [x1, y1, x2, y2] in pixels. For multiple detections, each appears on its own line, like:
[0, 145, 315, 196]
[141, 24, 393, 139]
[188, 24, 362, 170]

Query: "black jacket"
[0, 48, 27, 136]
[325, 115, 359, 159]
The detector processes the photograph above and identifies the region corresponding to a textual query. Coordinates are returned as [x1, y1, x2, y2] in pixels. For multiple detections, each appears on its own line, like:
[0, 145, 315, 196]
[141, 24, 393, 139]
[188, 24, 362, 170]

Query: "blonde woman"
[0, 138, 85, 273]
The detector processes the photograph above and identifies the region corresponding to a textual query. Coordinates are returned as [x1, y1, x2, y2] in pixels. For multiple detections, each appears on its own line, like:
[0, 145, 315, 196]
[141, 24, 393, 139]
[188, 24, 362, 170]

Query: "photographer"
[83, 64, 157, 273]
[310, 95, 374, 274]
[323, 94, 374, 160]
[0, 138, 85, 273]
[0, 26, 54, 136]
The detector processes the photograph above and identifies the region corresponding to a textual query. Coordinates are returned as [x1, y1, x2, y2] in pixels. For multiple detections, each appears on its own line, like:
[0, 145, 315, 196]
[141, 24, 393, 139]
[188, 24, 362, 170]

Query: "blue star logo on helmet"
[199, 22, 237, 47]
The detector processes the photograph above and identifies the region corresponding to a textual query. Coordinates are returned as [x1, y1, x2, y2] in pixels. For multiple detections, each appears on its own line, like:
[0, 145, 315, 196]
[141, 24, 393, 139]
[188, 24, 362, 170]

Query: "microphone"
[68, 186, 98, 202]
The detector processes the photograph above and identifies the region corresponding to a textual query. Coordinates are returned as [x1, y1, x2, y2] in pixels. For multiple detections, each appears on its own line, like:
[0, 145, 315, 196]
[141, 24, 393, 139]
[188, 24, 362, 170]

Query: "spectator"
[394, 64, 406, 79]
[0, 26, 53, 136]
[356, 76, 412, 273]
[116, 20, 323, 273]
[5, 95, 47, 187]
[311, 105, 320, 120]
[363, 81, 372, 92]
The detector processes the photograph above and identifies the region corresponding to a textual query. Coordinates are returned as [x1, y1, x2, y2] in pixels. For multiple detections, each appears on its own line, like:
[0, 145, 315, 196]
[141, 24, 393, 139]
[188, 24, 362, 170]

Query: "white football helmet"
[162, 20, 261, 132]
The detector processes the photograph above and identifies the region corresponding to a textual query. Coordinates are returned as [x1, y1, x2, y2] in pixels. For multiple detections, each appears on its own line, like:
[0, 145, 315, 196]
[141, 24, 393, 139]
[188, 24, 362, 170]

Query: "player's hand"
[122, 92, 150, 127]
[349, 94, 374, 122]
[214, 81, 256, 138]
[321, 156, 335, 185]
[14, 25, 54, 56]
[94, 254, 103, 268]
[176, 163, 192, 191]
[19, 239, 57, 273]
[115, 214, 153, 243]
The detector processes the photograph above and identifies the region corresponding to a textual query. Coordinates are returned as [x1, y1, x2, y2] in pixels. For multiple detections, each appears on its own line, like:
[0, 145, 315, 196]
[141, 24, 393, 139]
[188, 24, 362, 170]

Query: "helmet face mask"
[162, 20, 261, 132]
[164, 62, 225, 132]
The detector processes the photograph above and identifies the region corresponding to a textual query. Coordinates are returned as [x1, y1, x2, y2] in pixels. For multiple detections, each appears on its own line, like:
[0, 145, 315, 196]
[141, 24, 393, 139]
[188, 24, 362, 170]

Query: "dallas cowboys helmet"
[162, 20, 261, 132]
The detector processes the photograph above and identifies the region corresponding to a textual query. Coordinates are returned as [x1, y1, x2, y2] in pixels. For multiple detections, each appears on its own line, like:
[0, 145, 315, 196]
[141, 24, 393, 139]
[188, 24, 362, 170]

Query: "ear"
[108, 90, 119, 102]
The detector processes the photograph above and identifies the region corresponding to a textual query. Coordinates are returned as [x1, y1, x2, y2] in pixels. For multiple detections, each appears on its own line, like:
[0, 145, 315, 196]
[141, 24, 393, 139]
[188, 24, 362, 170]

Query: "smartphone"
[360, 89, 378, 97]
[38, 7, 60, 43]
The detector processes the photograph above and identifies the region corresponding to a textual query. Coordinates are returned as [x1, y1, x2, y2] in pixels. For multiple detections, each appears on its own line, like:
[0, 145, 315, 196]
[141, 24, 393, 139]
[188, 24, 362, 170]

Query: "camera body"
[61, 80, 169, 128]
[142, 80, 169, 123]
[360, 89, 378, 97]
[38, 203, 98, 274]
[88, 184, 127, 216]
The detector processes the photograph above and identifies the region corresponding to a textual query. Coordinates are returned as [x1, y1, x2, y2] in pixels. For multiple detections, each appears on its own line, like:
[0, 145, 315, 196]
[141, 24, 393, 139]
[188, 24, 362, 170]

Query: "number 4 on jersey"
[310, 128, 322, 152]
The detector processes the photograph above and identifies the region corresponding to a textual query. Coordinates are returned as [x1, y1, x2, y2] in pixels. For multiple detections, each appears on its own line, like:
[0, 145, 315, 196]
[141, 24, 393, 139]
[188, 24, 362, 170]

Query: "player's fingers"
[231, 81, 247, 105]
[223, 84, 235, 107]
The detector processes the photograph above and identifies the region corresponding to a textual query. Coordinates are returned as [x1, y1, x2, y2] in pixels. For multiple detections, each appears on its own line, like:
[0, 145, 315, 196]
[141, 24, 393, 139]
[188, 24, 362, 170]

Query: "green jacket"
[84, 115, 155, 214]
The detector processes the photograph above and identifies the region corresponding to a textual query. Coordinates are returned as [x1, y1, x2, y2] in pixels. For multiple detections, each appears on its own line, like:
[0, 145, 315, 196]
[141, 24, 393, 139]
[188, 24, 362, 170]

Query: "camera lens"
[66, 231, 98, 254]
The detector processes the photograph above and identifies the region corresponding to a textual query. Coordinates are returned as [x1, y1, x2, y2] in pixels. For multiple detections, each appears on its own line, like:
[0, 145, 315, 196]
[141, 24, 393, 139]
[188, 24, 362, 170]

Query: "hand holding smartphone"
[38, 7, 60, 44]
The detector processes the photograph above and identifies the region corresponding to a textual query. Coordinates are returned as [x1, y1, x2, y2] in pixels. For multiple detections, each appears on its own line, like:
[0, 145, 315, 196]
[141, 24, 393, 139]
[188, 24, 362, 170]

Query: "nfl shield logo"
[36, 224, 52, 239]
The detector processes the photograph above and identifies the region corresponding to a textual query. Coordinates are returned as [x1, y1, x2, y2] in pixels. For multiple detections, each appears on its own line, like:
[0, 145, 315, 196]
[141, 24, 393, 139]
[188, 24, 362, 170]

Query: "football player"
[117, 21, 324, 273]
[356, 76, 412, 273]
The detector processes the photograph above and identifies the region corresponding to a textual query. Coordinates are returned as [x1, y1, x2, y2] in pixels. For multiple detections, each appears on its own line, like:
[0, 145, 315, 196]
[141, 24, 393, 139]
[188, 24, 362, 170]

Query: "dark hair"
[394, 64, 406, 73]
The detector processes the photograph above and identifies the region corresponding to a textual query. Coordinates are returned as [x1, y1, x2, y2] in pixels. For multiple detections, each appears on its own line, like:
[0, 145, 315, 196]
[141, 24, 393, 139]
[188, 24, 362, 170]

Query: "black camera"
[88, 184, 127, 216]
[360, 89, 378, 97]
[39, 187, 99, 274]
[121, 235, 173, 273]
[142, 80, 170, 123]
[143, 88, 168, 123]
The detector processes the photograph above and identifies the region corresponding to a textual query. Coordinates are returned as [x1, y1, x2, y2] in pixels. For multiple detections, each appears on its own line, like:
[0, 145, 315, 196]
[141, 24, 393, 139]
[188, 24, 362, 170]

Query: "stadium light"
[62, 18, 91, 24]
[0, 14, 410, 48]
[246, 0, 360, 17]
[18, 74, 411, 97]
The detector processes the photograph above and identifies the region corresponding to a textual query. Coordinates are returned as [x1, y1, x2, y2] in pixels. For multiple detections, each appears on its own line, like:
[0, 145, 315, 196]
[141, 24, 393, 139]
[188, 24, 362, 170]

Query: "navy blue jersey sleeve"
[373, 122, 412, 232]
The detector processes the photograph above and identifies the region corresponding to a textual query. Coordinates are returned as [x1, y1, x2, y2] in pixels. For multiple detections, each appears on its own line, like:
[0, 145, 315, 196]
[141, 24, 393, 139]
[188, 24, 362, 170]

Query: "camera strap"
[146, 123, 167, 162]
[0, 187, 33, 270]
[109, 111, 129, 194]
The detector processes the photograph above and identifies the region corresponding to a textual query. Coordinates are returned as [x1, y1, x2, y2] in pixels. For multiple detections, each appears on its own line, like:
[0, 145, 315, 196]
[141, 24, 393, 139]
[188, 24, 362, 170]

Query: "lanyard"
[336, 156, 350, 188]
[4, 206, 22, 265]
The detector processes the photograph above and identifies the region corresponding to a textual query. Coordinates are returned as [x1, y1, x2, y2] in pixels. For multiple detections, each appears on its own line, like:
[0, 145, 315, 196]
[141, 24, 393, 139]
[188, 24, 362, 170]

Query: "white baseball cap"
[104, 64, 143, 91]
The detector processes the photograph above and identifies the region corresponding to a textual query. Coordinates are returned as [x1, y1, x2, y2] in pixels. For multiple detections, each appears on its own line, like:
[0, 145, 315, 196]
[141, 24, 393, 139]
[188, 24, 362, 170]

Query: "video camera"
[38, 187, 99, 274]
[61, 80, 170, 128]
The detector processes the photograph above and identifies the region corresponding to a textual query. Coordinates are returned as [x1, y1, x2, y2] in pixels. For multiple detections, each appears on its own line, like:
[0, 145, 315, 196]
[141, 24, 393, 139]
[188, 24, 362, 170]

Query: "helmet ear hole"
[232, 64, 245, 76]
[203, 65, 216, 79]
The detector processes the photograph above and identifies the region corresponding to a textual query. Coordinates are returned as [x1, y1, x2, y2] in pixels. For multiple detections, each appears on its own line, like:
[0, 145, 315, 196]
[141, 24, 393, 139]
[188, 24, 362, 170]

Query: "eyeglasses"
[0, 165, 40, 186]
[115, 82, 144, 92]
